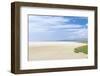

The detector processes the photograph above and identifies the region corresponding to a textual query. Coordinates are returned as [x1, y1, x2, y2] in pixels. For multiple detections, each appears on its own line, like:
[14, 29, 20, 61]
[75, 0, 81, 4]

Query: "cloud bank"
[29, 15, 88, 41]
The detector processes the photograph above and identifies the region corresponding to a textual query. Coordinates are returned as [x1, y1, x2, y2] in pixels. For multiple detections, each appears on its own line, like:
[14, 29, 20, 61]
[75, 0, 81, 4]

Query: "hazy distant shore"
[28, 42, 87, 61]
[29, 41, 87, 46]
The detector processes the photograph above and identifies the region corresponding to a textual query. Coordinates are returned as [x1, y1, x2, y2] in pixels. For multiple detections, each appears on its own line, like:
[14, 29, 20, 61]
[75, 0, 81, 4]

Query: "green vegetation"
[74, 45, 88, 54]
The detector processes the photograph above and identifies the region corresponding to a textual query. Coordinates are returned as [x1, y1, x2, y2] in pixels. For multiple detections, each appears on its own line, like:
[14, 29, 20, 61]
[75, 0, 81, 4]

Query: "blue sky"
[29, 15, 88, 42]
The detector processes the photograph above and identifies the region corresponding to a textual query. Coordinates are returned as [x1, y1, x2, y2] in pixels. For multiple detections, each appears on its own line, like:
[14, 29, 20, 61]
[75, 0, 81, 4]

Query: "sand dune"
[28, 42, 87, 61]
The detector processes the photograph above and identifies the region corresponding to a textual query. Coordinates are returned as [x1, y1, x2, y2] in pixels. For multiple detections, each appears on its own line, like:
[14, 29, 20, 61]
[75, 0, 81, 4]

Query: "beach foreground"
[28, 42, 88, 61]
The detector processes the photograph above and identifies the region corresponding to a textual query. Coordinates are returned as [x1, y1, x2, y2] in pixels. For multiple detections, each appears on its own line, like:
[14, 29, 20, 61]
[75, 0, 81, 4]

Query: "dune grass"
[74, 45, 88, 54]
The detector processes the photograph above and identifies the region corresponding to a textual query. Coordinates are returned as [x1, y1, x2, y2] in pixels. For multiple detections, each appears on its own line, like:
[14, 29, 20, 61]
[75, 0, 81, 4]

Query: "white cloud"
[52, 24, 83, 29]
[29, 16, 70, 24]
[29, 16, 84, 32]
[64, 28, 88, 40]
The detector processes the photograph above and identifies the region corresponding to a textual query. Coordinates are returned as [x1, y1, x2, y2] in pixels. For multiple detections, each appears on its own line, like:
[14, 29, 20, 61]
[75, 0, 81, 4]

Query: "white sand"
[28, 42, 88, 61]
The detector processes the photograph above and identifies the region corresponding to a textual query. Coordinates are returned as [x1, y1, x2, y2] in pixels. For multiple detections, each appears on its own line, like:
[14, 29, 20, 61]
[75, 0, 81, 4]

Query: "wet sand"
[28, 42, 87, 61]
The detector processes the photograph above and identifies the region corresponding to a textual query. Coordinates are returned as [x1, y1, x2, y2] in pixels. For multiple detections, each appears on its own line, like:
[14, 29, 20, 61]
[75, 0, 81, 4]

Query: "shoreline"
[29, 41, 86, 46]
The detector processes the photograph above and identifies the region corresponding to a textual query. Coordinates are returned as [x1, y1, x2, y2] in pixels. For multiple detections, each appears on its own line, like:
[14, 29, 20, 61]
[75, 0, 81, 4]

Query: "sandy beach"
[28, 42, 88, 61]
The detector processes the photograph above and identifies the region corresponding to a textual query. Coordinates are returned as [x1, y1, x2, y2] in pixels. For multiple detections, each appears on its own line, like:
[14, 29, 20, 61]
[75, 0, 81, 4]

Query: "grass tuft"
[74, 45, 88, 54]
